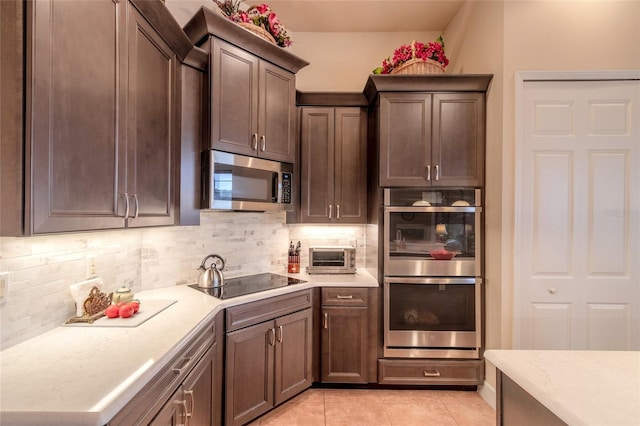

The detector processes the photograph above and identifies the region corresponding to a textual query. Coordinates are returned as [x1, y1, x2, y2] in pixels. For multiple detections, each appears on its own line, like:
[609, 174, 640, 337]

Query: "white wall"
[288, 31, 443, 92]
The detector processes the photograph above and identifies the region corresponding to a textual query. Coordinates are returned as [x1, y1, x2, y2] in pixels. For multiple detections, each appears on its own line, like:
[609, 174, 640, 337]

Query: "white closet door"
[516, 80, 640, 350]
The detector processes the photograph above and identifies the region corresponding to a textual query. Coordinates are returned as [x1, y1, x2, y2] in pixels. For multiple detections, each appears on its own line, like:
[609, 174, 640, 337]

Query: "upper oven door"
[384, 188, 481, 277]
[202, 150, 292, 211]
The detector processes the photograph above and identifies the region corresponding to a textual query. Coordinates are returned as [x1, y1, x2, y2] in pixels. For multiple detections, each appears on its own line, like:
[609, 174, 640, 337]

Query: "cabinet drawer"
[226, 289, 312, 332]
[378, 359, 483, 386]
[321, 287, 368, 307]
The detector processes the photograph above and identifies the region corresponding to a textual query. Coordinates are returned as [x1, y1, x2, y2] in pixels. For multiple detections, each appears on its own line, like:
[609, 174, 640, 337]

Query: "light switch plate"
[0, 272, 9, 305]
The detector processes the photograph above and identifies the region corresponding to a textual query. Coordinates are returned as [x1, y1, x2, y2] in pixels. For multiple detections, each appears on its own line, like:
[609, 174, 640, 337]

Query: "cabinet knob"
[548, 287, 557, 294]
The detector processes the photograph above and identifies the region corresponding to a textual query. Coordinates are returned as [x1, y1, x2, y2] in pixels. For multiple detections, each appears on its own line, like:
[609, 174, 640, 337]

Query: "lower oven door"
[384, 277, 481, 358]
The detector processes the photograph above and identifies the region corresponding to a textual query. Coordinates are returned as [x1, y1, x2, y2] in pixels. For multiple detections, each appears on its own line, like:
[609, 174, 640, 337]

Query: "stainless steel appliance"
[383, 188, 482, 358]
[189, 273, 306, 299]
[201, 150, 293, 211]
[307, 245, 357, 274]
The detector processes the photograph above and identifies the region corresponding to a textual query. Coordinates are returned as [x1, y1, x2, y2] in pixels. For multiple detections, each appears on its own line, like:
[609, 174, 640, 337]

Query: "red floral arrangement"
[214, 1, 292, 48]
[373, 36, 449, 74]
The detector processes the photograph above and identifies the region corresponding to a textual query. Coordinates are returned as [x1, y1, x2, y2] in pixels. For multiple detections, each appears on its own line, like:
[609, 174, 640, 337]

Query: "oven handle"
[384, 277, 478, 285]
[384, 206, 481, 213]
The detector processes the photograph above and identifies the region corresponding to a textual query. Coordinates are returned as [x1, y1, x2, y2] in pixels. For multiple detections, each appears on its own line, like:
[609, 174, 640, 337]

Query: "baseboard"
[478, 380, 496, 410]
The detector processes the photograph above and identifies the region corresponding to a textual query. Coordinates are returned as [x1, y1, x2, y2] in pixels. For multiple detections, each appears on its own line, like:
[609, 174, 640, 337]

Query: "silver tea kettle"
[197, 254, 225, 289]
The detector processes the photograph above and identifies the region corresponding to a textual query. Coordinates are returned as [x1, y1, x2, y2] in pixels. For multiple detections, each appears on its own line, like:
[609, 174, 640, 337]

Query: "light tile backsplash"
[0, 212, 366, 349]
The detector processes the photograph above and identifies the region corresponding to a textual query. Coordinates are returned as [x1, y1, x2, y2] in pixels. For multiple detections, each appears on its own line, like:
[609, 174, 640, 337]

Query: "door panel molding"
[513, 71, 640, 350]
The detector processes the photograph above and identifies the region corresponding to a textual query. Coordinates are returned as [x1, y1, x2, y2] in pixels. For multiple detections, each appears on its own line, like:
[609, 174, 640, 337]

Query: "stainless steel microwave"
[201, 150, 293, 211]
[308, 245, 357, 274]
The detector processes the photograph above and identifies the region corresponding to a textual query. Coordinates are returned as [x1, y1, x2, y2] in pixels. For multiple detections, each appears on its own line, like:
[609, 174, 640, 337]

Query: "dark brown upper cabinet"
[183, 7, 309, 164]
[0, 0, 195, 236]
[365, 75, 492, 188]
[299, 107, 367, 223]
[208, 38, 295, 162]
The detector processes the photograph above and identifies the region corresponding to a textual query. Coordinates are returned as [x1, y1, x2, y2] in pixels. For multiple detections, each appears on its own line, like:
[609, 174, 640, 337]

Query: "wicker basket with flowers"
[213, 0, 292, 47]
[373, 36, 449, 75]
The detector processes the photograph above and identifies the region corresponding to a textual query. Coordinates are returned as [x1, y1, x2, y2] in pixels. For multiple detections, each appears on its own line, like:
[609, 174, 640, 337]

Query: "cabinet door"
[181, 345, 215, 426]
[126, 4, 176, 227]
[334, 108, 367, 223]
[226, 321, 274, 426]
[274, 309, 313, 405]
[149, 386, 185, 426]
[30, 0, 126, 233]
[431, 93, 485, 187]
[379, 93, 432, 187]
[321, 306, 368, 383]
[258, 61, 296, 163]
[210, 38, 258, 156]
[300, 107, 334, 223]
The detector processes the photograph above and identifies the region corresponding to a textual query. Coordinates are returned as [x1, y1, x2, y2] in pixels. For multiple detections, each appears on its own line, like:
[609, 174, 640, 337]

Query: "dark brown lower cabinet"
[151, 345, 216, 425]
[497, 371, 566, 426]
[109, 313, 223, 426]
[320, 287, 370, 384]
[225, 308, 313, 426]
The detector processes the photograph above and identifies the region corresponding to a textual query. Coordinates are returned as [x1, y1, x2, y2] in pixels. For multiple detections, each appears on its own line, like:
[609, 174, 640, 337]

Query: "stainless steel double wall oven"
[383, 188, 482, 358]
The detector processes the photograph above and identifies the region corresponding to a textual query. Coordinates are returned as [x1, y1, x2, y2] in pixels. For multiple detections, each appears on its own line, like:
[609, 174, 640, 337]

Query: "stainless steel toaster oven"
[307, 245, 356, 274]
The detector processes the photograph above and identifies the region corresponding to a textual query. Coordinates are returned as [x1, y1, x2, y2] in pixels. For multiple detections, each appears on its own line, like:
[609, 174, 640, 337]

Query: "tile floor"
[249, 388, 496, 426]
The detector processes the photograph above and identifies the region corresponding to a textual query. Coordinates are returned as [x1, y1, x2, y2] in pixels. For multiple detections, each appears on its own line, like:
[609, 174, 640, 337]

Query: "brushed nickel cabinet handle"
[184, 390, 194, 420]
[423, 369, 441, 377]
[435, 165, 440, 181]
[323, 312, 328, 329]
[336, 295, 353, 299]
[426, 165, 431, 181]
[174, 398, 188, 425]
[173, 357, 192, 374]
[122, 193, 130, 219]
[336, 204, 340, 219]
[269, 328, 275, 346]
[252, 133, 258, 150]
[328, 204, 333, 219]
[260, 135, 266, 151]
[132, 194, 139, 218]
[277, 325, 283, 343]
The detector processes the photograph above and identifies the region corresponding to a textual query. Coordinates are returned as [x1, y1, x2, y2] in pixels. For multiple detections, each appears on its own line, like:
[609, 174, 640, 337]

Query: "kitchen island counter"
[0, 270, 378, 426]
[485, 349, 640, 426]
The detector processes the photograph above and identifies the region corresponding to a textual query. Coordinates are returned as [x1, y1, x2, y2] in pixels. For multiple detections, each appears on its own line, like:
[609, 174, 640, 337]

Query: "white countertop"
[0, 270, 378, 426]
[485, 349, 640, 426]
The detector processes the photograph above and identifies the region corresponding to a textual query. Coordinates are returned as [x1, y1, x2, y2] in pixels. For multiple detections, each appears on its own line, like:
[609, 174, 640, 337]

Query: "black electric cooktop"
[189, 273, 307, 300]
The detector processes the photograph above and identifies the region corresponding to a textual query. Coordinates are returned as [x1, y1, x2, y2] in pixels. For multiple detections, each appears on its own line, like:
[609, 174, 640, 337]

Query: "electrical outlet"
[86, 256, 97, 278]
[0, 272, 9, 305]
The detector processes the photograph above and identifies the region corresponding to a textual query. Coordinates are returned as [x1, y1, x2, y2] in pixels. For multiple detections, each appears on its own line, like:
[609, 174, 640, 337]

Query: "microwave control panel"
[281, 173, 292, 204]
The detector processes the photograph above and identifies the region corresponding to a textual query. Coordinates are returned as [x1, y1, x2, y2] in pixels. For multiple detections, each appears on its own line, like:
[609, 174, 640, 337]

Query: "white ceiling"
[231, 1, 464, 32]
